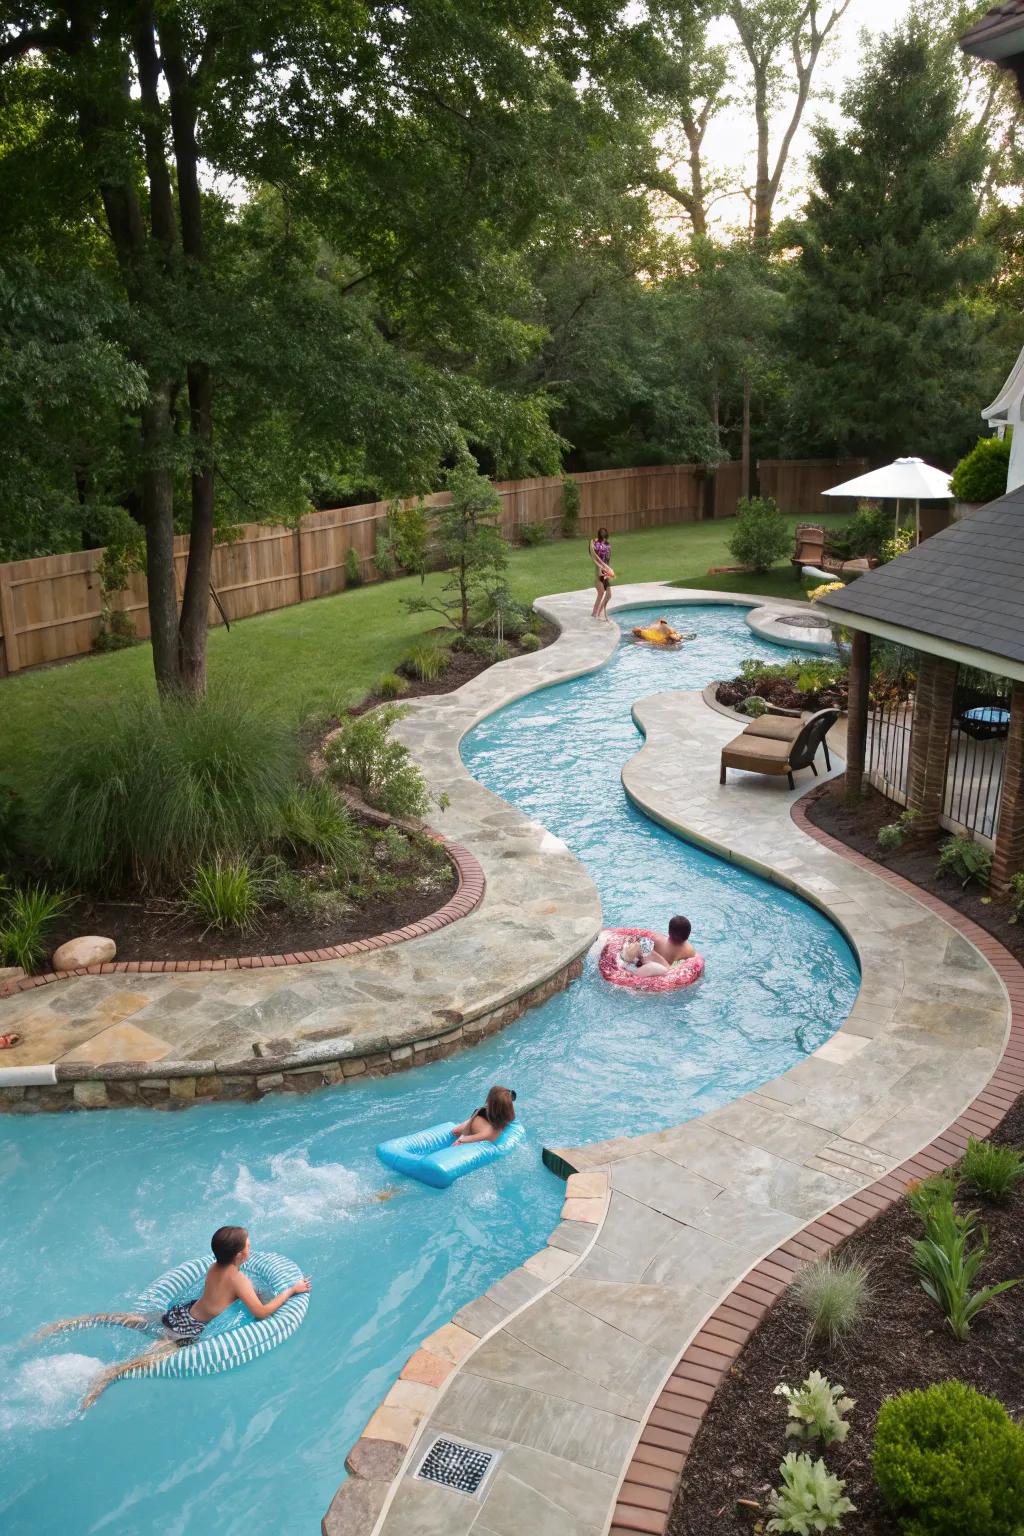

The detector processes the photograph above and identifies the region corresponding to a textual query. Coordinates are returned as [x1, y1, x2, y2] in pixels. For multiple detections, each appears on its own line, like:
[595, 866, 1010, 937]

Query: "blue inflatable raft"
[376, 1120, 525, 1189]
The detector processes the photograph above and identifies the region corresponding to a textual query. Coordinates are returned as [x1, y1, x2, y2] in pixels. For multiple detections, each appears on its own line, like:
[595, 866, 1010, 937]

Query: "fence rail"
[0, 457, 865, 676]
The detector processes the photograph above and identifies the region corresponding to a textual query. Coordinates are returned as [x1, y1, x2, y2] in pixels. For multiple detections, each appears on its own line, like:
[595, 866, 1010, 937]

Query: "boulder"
[53, 935, 117, 971]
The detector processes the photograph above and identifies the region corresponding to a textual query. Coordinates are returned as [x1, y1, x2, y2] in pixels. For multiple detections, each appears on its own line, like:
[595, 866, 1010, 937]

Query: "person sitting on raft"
[621, 916, 695, 976]
[631, 617, 690, 644]
[453, 1086, 517, 1145]
[38, 1224, 310, 1409]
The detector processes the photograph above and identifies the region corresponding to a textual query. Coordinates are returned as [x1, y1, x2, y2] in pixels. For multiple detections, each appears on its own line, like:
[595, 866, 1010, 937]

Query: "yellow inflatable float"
[631, 618, 694, 646]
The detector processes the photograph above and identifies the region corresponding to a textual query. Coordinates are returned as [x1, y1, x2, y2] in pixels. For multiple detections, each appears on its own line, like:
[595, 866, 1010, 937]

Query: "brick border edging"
[608, 787, 1024, 1536]
[0, 822, 484, 1001]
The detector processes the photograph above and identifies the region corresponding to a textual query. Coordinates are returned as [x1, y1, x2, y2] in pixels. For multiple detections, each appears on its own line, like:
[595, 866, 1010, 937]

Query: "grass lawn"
[0, 510, 852, 795]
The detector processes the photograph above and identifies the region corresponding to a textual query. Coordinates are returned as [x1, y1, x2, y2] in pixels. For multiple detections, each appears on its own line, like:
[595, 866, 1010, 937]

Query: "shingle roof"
[818, 488, 1024, 667]
[961, 0, 1024, 57]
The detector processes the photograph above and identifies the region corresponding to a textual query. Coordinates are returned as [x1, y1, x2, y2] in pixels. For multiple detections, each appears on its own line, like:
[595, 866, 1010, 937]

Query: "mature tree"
[781, 21, 994, 463]
[727, 0, 853, 239]
[643, 1, 732, 237]
[0, 2, 642, 696]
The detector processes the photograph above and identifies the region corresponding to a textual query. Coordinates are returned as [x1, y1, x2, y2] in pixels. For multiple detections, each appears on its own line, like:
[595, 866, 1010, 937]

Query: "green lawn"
[0, 510, 851, 795]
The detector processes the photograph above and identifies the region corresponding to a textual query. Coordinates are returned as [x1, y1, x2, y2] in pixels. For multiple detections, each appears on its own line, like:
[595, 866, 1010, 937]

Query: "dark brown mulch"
[716, 676, 849, 713]
[41, 830, 457, 964]
[806, 777, 1024, 967]
[669, 1096, 1024, 1536]
[344, 622, 559, 718]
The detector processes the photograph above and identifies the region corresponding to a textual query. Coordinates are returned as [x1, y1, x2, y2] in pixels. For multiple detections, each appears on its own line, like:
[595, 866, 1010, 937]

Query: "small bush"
[1008, 870, 1024, 922]
[880, 526, 913, 563]
[28, 693, 303, 893]
[793, 1256, 872, 1349]
[376, 672, 409, 700]
[518, 631, 542, 652]
[727, 496, 790, 573]
[93, 607, 138, 653]
[185, 859, 265, 932]
[877, 810, 918, 854]
[846, 501, 892, 559]
[518, 520, 548, 546]
[766, 1453, 854, 1533]
[462, 636, 512, 663]
[960, 1136, 1024, 1202]
[344, 547, 363, 587]
[936, 832, 991, 889]
[874, 1381, 1024, 1536]
[279, 782, 363, 874]
[560, 475, 580, 537]
[0, 883, 73, 973]
[326, 706, 435, 821]
[373, 529, 396, 579]
[775, 1371, 854, 1446]
[950, 435, 1011, 504]
[740, 695, 770, 717]
[404, 641, 448, 682]
[273, 867, 351, 923]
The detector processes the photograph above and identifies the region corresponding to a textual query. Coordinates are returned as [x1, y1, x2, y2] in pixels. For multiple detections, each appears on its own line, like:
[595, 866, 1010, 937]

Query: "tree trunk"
[140, 384, 182, 693]
[177, 365, 215, 693]
[752, 76, 772, 241]
[741, 372, 752, 497]
[682, 117, 708, 237]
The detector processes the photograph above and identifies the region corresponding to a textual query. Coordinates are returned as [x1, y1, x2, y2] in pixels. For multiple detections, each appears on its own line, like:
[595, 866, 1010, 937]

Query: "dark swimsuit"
[162, 1301, 206, 1341]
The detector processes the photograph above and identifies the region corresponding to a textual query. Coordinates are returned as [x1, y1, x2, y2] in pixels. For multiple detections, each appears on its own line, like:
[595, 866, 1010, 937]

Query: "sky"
[677, 0, 918, 232]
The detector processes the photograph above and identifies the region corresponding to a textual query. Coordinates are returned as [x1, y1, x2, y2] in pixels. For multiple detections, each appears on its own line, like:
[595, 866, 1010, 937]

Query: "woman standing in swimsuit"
[590, 526, 614, 621]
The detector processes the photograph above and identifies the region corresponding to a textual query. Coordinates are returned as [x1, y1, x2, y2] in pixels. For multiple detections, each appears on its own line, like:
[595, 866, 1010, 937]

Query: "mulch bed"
[716, 677, 849, 714]
[41, 826, 457, 963]
[345, 621, 559, 717]
[669, 1096, 1024, 1535]
[806, 777, 1024, 966]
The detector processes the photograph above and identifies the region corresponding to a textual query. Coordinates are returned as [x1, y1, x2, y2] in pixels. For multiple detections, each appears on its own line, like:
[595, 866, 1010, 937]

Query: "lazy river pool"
[0, 602, 858, 1536]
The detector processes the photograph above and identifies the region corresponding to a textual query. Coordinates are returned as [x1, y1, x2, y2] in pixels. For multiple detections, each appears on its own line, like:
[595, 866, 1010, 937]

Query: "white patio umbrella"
[821, 456, 952, 544]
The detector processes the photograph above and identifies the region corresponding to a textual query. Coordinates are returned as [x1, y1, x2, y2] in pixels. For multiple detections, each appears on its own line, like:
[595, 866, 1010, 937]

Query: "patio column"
[905, 653, 957, 836]
[844, 630, 870, 804]
[992, 680, 1024, 895]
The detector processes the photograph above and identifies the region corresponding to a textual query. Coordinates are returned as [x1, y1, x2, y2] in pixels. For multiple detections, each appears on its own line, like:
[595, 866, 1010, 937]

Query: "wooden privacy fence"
[0, 457, 864, 675]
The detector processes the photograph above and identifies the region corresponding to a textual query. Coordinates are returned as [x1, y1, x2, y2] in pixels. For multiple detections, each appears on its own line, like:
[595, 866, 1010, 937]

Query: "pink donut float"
[598, 926, 705, 993]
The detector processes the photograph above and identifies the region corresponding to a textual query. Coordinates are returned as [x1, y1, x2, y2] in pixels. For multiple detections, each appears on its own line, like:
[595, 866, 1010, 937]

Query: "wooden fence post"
[0, 565, 19, 674]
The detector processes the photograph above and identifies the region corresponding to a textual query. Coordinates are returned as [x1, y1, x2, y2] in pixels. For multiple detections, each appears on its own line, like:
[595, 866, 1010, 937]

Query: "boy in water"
[622, 916, 695, 975]
[39, 1225, 310, 1409]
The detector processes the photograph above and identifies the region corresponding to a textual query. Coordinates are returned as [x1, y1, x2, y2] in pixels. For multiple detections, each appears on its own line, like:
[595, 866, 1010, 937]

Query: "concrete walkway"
[333, 589, 1008, 1536]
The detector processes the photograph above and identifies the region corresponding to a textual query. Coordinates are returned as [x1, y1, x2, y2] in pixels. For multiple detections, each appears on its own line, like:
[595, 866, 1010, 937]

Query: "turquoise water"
[0, 603, 858, 1536]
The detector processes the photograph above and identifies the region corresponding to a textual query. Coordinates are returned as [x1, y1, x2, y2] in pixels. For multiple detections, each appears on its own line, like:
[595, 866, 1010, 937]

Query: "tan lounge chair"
[720, 707, 839, 790]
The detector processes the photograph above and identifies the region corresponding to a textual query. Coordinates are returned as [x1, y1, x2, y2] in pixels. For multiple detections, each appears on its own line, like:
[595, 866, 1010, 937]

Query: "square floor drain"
[415, 1435, 500, 1498]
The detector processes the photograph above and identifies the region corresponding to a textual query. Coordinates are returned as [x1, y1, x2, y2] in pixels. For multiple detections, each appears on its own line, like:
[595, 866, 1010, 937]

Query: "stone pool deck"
[326, 591, 1010, 1536]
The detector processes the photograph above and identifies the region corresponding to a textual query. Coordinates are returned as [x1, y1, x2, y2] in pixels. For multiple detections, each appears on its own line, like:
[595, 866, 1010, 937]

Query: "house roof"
[815, 488, 1024, 673]
[961, 1, 1024, 60]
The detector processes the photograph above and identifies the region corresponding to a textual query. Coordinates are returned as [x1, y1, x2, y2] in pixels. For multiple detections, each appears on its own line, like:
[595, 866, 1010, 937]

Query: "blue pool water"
[0, 603, 858, 1536]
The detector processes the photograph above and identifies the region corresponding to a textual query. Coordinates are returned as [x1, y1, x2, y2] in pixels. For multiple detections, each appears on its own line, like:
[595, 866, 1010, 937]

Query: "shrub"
[273, 867, 351, 923]
[561, 475, 581, 537]
[518, 631, 542, 652]
[874, 1381, 1024, 1536]
[404, 641, 449, 682]
[373, 529, 396, 579]
[877, 809, 919, 853]
[775, 1372, 854, 1446]
[950, 435, 1011, 505]
[325, 706, 435, 821]
[910, 1185, 1020, 1340]
[29, 693, 303, 892]
[344, 547, 363, 587]
[377, 672, 409, 700]
[766, 1453, 854, 1533]
[936, 833, 991, 889]
[462, 636, 512, 663]
[185, 859, 265, 932]
[727, 495, 790, 572]
[387, 498, 430, 580]
[808, 580, 846, 603]
[880, 526, 913, 563]
[278, 782, 364, 874]
[846, 501, 892, 559]
[93, 607, 138, 653]
[960, 1136, 1024, 1203]
[0, 883, 73, 973]
[740, 695, 770, 717]
[518, 519, 548, 546]
[1009, 870, 1024, 923]
[793, 1256, 872, 1349]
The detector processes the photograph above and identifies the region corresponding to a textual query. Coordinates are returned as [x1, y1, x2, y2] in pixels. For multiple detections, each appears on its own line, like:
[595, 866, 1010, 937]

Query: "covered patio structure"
[815, 488, 1024, 893]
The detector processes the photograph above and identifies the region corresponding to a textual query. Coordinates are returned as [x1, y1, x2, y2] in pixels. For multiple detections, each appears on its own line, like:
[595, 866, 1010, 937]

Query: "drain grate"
[415, 1435, 499, 1498]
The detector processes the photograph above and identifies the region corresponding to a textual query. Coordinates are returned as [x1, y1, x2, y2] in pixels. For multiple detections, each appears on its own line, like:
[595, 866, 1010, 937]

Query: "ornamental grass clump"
[404, 641, 448, 682]
[0, 882, 73, 972]
[29, 692, 302, 892]
[874, 1381, 1024, 1536]
[186, 859, 266, 932]
[908, 1180, 1020, 1341]
[960, 1136, 1024, 1203]
[793, 1256, 872, 1350]
[278, 782, 363, 875]
[775, 1372, 854, 1446]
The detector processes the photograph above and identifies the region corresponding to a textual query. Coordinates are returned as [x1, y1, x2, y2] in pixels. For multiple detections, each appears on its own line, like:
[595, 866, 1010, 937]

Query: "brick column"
[844, 629, 871, 804]
[905, 653, 958, 836]
[992, 680, 1024, 894]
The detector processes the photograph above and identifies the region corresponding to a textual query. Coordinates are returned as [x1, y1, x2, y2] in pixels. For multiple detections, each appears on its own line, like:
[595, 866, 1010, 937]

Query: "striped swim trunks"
[161, 1301, 205, 1340]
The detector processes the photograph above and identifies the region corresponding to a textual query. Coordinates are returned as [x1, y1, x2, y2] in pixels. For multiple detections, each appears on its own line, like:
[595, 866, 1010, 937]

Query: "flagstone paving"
[331, 588, 1009, 1536]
